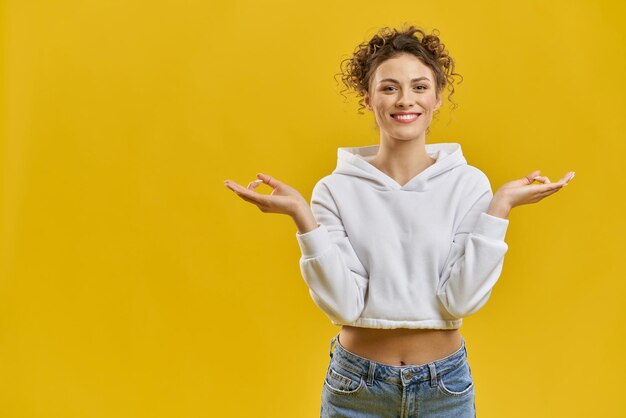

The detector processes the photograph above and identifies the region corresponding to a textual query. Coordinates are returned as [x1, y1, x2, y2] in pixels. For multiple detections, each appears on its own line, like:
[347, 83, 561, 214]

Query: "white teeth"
[393, 114, 419, 120]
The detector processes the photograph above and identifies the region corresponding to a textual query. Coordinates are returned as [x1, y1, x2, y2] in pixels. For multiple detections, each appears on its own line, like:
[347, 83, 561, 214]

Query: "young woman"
[224, 25, 574, 418]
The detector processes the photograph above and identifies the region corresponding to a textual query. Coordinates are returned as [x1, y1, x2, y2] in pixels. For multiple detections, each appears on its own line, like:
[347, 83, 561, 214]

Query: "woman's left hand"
[495, 169, 575, 209]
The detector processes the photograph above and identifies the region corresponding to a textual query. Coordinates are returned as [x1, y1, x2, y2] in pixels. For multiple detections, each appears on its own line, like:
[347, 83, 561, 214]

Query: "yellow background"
[1, 0, 624, 417]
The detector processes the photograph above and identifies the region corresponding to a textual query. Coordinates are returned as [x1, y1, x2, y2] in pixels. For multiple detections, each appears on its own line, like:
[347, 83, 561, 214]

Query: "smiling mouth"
[390, 113, 421, 122]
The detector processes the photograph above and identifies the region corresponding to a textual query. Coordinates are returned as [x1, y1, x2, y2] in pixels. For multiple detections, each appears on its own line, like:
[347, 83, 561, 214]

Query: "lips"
[390, 112, 421, 123]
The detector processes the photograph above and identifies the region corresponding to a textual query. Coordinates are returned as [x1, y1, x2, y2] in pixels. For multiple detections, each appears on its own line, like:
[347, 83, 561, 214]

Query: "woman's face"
[364, 53, 442, 142]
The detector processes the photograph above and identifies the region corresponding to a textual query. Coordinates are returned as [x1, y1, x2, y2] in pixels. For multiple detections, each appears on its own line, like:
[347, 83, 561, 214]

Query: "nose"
[395, 89, 415, 108]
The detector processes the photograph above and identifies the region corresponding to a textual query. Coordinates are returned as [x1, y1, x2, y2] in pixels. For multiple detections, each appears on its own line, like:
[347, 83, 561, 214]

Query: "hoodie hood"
[333, 142, 467, 192]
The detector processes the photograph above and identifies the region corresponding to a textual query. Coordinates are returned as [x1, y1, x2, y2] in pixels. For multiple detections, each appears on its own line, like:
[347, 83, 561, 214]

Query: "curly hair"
[335, 25, 463, 115]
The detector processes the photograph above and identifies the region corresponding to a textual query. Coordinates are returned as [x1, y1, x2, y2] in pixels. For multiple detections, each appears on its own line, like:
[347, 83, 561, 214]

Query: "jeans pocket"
[437, 359, 474, 397]
[324, 363, 365, 396]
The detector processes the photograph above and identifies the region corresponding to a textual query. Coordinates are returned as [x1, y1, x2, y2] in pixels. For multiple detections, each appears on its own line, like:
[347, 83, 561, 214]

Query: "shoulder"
[311, 173, 346, 196]
[463, 165, 491, 186]
[308, 174, 340, 208]
[311, 174, 333, 194]
[452, 164, 493, 196]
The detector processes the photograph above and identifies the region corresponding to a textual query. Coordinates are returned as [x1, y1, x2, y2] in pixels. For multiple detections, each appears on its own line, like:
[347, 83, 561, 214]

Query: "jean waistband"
[328, 332, 468, 387]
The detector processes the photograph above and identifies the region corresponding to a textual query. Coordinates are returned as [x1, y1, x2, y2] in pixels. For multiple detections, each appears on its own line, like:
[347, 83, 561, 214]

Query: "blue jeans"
[320, 333, 476, 418]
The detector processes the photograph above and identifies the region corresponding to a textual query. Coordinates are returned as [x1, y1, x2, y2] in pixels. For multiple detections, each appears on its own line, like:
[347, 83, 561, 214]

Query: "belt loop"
[428, 362, 438, 387]
[366, 361, 376, 386]
[329, 334, 339, 359]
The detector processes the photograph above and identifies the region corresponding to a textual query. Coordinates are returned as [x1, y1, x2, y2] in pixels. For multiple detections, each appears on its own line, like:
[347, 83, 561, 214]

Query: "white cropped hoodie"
[295, 142, 510, 329]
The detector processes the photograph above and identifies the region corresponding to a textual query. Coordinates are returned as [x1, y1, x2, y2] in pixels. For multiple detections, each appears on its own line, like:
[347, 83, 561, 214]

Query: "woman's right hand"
[224, 173, 308, 217]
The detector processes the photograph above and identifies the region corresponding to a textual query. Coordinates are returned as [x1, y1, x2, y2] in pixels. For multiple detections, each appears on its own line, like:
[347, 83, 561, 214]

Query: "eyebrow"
[377, 77, 431, 84]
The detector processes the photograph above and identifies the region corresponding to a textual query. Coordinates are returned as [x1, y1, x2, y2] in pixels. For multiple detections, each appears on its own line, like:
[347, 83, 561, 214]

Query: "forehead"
[372, 53, 433, 82]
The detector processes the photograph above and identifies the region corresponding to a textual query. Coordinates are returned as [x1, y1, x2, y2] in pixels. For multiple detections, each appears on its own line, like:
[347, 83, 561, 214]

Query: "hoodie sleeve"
[295, 181, 369, 325]
[437, 173, 510, 318]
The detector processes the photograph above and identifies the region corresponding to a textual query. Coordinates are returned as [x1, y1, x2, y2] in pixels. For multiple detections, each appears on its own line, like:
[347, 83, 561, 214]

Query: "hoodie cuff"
[472, 212, 509, 241]
[295, 223, 332, 258]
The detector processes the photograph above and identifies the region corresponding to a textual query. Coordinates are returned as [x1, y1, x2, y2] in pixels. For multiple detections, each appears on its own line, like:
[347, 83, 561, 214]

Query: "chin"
[388, 129, 424, 139]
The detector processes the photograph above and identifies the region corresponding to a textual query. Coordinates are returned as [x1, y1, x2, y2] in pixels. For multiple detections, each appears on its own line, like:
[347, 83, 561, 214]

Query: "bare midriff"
[338, 325, 463, 366]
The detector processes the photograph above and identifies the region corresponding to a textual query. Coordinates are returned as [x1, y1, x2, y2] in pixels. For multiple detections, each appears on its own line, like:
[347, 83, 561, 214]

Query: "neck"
[369, 136, 436, 185]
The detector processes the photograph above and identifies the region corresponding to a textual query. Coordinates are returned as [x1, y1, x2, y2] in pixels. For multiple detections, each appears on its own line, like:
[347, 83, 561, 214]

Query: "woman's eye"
[382, 86, 426, 91]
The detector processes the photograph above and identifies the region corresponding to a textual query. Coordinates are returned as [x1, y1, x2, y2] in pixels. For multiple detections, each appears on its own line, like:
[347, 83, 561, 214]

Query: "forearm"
[293, 198, 369, 324]
[438, 208, 510, 318]
[291, 201, 319, 234]
[487, 193, 512, 219]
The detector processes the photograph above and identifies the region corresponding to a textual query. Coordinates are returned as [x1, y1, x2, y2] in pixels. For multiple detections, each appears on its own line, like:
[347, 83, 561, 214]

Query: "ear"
[434, 95, 442, 111]
[364, 92, 373, 111]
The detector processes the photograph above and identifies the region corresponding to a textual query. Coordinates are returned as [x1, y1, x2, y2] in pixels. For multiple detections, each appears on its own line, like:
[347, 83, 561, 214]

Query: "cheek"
[373, 100, 392, 117]
[427, 94, 440, 108]
[375, 107, 389, 121]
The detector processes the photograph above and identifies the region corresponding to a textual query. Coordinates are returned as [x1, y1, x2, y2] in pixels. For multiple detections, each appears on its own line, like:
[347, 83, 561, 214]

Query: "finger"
[257, 173, 281, 189]
[226, 181, 252, 195]
[232, 183, 272, 206]
[561, 171, 575, 183]
[226, 180, 249, 193]
[532, 175, 550, 184]
[526, 182, 562, 195]
[537, 182, 564, 195]
[538, 188, 561, 198]
[224, 180, 238, 191]
[236, 191, 267, 209]
[231, 185, 268, 206]
[247, 179, 264, 190]
[539, 183, 565, 194]
[523, 182, 553, 192]
[548, 171, 575, 187]
[226, 181, 260, 200]
[525, 170, 541, 184]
